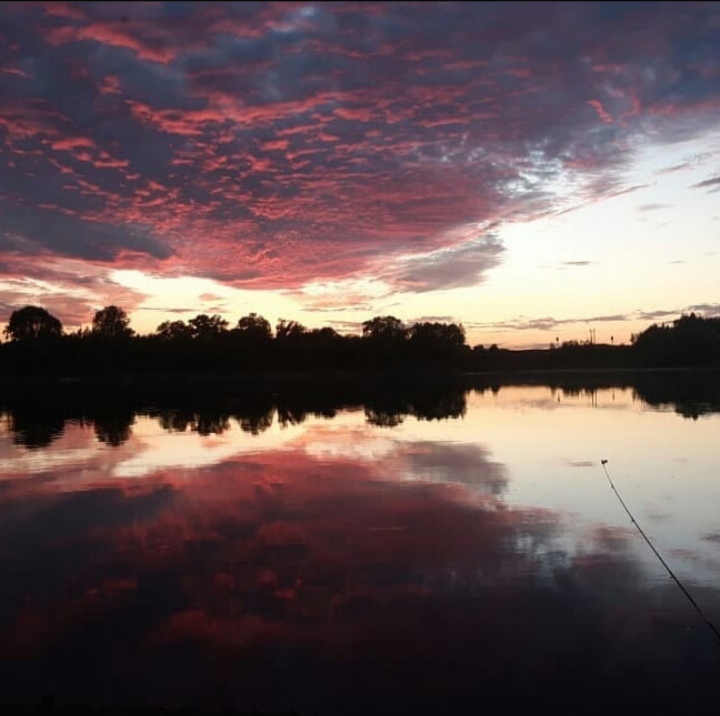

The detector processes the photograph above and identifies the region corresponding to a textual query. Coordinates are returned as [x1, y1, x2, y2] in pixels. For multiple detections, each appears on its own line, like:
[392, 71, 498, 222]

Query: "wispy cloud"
[692, 176, 720, 189]
[392, 232, 505, 292]
[507, 303, 720, 332]
[560, 260, 596, 267]
[686, 302, 720, 317]
[465, 312, 631, 338]
[636, 308, 683, 321]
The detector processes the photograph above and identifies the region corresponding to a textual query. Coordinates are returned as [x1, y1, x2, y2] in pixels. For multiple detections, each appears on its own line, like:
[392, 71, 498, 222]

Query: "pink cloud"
[50, 136, 97, 151]
[0, 1, 719, 306]
[45, 23, 176, 65]
[587, 99, 614, 124]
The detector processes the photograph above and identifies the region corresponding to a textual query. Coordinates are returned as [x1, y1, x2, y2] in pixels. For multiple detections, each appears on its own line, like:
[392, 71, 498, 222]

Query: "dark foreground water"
[1, 373, 720, 714]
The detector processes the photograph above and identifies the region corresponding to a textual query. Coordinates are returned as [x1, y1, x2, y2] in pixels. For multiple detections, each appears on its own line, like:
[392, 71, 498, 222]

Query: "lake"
[1, 372, 720, 714]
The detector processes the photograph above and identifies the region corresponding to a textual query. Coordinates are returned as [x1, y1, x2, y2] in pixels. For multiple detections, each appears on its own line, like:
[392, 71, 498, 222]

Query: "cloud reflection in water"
[1, 384, 720, 712]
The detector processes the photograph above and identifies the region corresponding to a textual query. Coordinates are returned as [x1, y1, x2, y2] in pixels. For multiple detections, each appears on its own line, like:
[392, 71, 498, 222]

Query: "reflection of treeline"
[0, 377, 468, 449]
[631, 370, 720, 420]
[2, 306, 720, 375]
[469, 369, 720, 420]
[5, 369, 720, 449]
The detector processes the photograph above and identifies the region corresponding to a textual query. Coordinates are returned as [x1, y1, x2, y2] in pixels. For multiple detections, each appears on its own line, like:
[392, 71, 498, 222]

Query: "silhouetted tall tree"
[92, 305, 134, 339]
[409, 321, 466, 365]
[409, 321, 465, 348]
[4, 305, 63, 342]
[236, 313, 272, 339]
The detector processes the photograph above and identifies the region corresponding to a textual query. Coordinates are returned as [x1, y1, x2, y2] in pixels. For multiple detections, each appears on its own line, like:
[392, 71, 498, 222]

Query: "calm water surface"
[1, 377, 720, 713]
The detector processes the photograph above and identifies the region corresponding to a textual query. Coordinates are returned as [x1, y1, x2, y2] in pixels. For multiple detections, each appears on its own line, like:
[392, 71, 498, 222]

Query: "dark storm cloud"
[1, 1, 720, 305]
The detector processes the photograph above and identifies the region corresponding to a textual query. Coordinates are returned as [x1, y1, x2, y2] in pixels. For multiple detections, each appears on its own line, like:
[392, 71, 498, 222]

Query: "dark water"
[1, 373, 720, 713]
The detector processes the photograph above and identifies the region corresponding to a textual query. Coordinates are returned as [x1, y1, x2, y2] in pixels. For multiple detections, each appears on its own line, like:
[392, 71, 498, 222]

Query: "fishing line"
[599, 459, 720, 647]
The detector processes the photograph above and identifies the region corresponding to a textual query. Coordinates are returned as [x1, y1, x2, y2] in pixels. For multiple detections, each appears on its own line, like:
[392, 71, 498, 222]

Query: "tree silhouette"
[632, 313, 720, 367]
[156, 320, 192, 341]
[0, 304, 659, 376]
[410, 321, 465, 347]
[312, 326, 340, 340]
[236, 312, 272, 339]
[4, 305, 63, 342]
[362, 315, 406, 340]
[92, 305, 134, 339]
[188, 314, 228, 339]
[276, 319, 308, 341]
[408, 321, 466, 365]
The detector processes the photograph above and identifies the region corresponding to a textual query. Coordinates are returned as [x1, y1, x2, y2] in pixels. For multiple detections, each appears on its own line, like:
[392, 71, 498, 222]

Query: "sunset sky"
[1, 1, 719, 348]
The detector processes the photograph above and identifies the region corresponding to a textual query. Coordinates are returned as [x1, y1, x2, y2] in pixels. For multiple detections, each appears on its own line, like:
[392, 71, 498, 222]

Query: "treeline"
[0, 305, 470, 375]
[463, 312, 720, 371]
[1, 305, 719, 376]
[631, 312, 720, 367]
